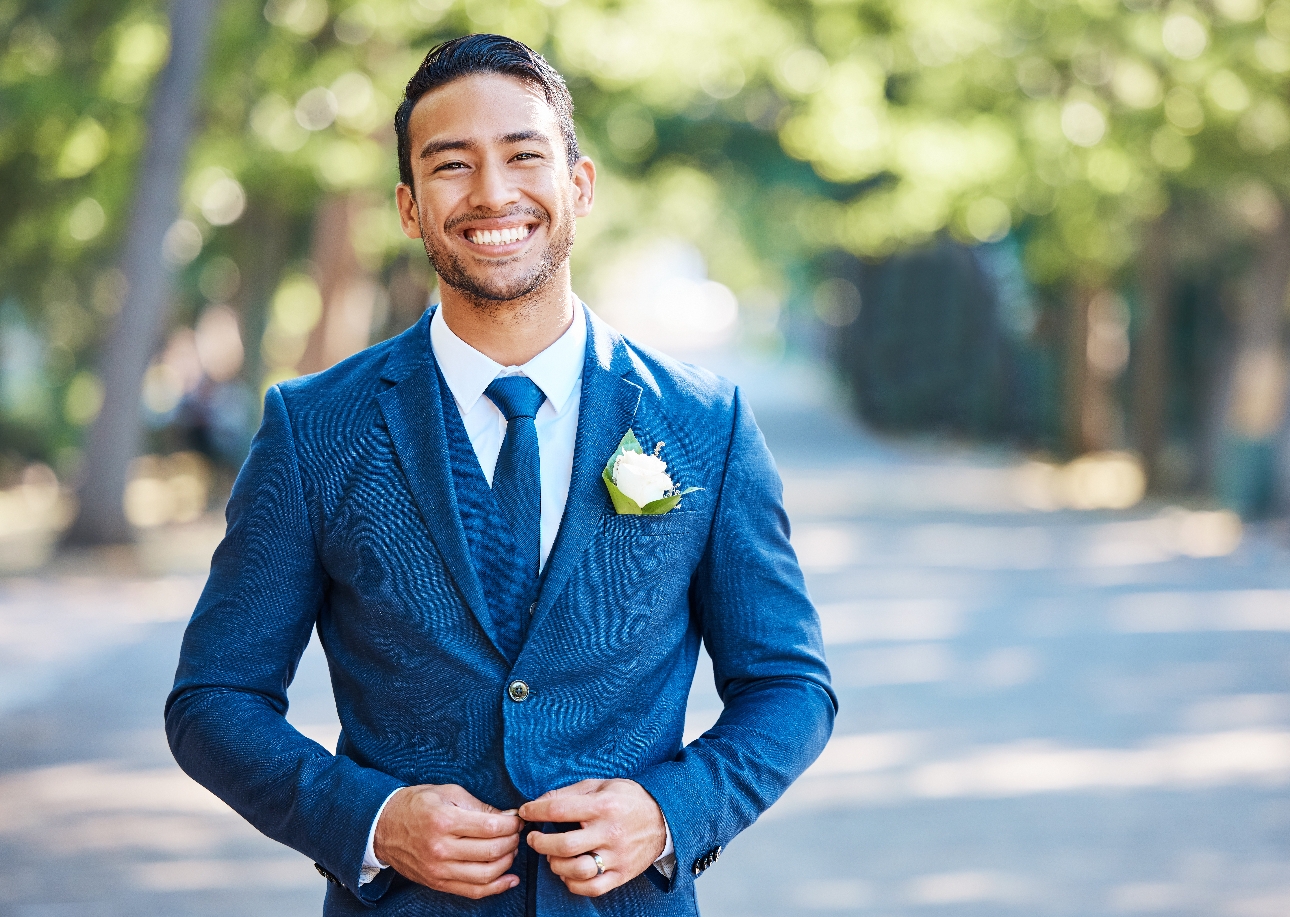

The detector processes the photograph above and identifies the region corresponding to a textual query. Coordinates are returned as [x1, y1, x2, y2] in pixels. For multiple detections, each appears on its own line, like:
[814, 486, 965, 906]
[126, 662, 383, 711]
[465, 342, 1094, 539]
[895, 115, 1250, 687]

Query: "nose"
[468, 156, 520, 213]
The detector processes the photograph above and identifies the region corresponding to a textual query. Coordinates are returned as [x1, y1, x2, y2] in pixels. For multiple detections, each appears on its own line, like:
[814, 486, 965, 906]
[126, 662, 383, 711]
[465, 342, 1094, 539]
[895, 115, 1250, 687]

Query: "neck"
[438, 270, 576, 366]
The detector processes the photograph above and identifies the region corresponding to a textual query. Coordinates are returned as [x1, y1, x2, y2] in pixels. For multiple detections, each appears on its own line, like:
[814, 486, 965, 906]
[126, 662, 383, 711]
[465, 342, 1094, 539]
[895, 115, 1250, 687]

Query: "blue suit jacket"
[165, 306, 836, 916]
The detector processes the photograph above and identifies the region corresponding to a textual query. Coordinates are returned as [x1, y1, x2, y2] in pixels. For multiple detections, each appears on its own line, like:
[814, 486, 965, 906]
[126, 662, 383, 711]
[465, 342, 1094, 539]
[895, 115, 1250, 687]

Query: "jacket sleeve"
[164, 385, 405, 904]
[634, 386, 838, 892]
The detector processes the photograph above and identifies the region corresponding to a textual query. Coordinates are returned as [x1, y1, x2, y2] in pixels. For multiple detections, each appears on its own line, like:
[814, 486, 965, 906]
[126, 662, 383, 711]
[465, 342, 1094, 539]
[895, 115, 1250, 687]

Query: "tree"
[5, 0, 1290, 532]
[63, 0, 219, 545]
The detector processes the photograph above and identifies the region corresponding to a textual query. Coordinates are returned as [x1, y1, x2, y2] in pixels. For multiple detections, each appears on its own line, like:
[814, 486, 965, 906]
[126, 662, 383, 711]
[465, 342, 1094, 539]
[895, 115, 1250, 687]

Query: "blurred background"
[2, 0, 1290, 914]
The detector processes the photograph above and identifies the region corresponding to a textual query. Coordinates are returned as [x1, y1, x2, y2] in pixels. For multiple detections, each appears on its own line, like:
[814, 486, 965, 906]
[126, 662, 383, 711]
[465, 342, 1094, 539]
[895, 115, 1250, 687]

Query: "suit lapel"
[375, 312, 504, 658]
[532, 308, 642, 630]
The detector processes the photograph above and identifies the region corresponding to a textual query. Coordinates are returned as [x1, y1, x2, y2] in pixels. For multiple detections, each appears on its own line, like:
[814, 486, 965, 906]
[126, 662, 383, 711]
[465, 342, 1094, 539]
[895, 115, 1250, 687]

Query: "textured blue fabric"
[165, 305, 837, 917]
[483, 375, 545, 600]
[439, 367, 530, 665]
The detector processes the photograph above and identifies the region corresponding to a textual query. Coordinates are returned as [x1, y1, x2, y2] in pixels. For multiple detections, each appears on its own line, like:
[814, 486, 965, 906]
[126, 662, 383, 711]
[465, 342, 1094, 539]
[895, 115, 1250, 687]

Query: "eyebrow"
[419, 130, 554, 160]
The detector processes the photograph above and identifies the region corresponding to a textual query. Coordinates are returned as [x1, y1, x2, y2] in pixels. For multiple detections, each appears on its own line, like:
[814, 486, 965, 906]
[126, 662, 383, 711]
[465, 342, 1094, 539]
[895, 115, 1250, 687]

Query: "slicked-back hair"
[395, 34, 580, 192]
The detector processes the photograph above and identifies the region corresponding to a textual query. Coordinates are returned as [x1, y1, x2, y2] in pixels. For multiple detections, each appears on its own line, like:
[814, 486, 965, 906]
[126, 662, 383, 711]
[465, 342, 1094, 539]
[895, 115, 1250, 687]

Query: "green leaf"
[602, 466, 645, 515]
[640, 486, 701, 515]
[640, 493, 681, 515]
[603, 427, 644, 478]
[603, 428, 648, 513]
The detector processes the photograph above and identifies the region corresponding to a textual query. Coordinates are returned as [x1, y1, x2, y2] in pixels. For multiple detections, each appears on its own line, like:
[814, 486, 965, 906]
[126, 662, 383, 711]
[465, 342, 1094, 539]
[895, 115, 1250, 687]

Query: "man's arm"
[525, 386, 836, 897]
[164, 385, 408, 901]
[631, 386, 838, 891]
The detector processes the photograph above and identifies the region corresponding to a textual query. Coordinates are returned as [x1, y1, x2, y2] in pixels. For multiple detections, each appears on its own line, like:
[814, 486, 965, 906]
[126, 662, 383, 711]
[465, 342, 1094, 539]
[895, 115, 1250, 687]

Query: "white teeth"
[470, 226, 529, 245]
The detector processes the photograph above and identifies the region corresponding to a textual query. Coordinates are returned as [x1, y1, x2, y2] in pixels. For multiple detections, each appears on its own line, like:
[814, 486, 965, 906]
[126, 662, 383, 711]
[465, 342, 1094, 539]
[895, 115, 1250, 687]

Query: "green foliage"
[2, 0, 1287, 469]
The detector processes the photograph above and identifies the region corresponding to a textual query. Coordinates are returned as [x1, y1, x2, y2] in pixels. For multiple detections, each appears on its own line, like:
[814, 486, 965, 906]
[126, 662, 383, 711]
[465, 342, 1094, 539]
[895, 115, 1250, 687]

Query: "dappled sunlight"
[809, 732, 930, 776]
[905, 870, 1030, 906]
[909, 730, 1290, 798]
[791, 507, 1246, 574]
[788, 728, 1290, 810]
[833, 643, 956, 687]
[0, 763, 231, 839]
[818, 599, 963, 644]
[0, 575, 203, 715]
[1016, 453, 1146, 511]
[1182, 694, 1290, 731]
[124, 452, 212, 528]
[585, 238, 741, 353]
[1111, 590, 1290, 633]
[0, 463, 72, 541]
[792, 878, 874, 910]
[132, 857, 317, 891]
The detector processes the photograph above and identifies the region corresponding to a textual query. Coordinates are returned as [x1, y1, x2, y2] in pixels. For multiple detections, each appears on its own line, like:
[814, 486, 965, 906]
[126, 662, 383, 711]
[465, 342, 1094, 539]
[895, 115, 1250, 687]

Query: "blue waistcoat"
[437, 364, 530, 665]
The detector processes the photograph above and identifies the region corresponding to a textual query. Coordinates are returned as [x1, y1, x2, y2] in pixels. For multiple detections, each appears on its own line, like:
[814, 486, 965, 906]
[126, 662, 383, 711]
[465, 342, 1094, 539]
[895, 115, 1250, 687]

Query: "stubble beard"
[420, 203, 576, 313]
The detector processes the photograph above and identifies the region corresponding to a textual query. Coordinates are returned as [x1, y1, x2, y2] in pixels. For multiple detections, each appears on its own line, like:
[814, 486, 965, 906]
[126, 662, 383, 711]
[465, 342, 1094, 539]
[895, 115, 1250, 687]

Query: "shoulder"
[270, 314, 426, 443]
[590, 311, 737, 421]
[277, 313, 426, 410]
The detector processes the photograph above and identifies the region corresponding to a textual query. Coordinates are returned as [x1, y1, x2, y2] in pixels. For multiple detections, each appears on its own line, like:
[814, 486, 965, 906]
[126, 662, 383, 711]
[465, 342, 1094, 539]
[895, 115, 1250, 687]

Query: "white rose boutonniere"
[602, 429, 701, 515]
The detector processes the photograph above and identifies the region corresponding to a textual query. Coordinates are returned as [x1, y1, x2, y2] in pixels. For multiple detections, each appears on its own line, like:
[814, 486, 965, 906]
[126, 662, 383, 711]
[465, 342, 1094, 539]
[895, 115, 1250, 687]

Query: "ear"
[395, 183, 422, 240]
[570, 156, 596, 218]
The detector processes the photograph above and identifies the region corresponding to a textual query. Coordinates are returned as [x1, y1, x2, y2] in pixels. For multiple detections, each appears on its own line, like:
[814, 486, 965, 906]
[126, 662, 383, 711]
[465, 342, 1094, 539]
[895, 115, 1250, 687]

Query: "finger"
[435, 873, 521, 901]
[435, 833, 521, 863]
[548, 853, 601, 882]
[423, 805, 522, 840]
[518, 781, 601, 820]
[527, 827, 605, 859]
[519, 793, 607, 825]
[560, 872, 623, 898]
[430, 853, 517, 885]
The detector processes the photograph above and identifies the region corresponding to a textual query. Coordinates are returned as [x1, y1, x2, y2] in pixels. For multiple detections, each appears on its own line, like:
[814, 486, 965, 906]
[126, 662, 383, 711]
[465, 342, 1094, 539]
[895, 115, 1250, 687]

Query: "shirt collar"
[429, 303, 586, 416]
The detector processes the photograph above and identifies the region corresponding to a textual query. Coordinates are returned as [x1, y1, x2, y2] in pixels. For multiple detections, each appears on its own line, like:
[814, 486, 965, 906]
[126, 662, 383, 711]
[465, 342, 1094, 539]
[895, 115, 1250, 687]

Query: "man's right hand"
[373, 784, 523, 899]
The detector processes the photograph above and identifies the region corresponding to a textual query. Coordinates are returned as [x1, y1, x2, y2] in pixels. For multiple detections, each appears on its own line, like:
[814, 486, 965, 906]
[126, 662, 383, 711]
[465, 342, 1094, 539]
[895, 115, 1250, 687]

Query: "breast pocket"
[590, 510, 708, 595]
[556, 511, 707, 667]
[597, 510, 706, 539]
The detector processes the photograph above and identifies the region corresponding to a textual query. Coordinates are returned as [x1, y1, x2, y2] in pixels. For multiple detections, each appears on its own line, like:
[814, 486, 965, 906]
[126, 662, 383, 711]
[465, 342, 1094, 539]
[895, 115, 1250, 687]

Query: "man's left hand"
[518, 779, 667, 897]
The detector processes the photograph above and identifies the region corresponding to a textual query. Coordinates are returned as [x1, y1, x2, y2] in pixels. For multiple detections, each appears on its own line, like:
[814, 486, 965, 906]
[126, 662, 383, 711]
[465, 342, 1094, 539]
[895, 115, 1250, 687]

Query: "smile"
[464, 225, 536, 246]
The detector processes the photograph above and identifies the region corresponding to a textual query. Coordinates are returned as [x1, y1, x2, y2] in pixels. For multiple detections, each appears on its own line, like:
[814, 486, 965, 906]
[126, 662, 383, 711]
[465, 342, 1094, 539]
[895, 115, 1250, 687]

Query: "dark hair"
[395, 34, 580, 191]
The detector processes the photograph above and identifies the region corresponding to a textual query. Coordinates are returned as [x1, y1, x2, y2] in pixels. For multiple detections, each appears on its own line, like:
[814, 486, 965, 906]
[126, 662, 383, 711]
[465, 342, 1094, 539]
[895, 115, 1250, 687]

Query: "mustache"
[443, 206, 548, 233]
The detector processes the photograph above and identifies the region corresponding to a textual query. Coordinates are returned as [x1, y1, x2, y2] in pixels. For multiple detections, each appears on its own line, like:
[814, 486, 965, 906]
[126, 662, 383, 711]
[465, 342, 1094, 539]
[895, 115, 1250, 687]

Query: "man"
[166, 34, 835, 916]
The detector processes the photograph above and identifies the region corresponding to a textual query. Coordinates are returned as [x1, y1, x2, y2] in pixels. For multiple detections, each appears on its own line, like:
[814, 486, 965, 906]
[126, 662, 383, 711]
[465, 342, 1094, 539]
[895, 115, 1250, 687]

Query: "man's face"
[396, 73, 595, 305]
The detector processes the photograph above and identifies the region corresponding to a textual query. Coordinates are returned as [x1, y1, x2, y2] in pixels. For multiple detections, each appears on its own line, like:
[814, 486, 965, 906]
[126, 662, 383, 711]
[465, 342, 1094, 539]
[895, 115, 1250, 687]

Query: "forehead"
[408, 72, 561, 148]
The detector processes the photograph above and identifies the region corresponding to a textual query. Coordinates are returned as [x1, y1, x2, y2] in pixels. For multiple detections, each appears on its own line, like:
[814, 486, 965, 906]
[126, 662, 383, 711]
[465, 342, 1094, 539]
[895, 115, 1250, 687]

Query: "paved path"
[2, 353, 1289, 916]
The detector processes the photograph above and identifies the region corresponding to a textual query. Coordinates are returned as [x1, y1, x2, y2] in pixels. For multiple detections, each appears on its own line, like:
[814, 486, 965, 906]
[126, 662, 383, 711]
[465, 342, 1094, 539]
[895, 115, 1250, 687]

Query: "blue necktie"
[484, 376, 546, 588]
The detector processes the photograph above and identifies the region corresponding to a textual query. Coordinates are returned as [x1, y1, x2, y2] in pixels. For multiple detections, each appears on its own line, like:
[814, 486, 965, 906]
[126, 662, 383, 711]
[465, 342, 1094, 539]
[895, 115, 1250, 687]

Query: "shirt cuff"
[652, 814, 675, 878]
[359, 789, 400, 885]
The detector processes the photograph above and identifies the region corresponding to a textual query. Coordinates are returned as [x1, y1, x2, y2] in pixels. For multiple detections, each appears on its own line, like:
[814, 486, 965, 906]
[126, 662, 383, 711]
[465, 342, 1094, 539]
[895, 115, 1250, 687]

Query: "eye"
[432, 160, 468, 173]
[512, 151, 541, 162]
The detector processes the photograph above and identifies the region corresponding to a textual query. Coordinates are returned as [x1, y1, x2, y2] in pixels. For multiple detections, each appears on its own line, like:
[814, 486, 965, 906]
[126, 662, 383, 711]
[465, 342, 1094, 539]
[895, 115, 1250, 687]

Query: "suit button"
[507, 680, 530, 702]
[528, 603, 536, 616]
[692, 845, 721, 876]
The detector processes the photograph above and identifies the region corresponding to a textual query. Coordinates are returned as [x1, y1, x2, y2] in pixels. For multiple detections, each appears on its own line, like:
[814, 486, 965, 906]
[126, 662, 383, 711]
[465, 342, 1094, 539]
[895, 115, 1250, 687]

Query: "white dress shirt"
[359, 305, 674, 885]
[430, 303, 584, 570]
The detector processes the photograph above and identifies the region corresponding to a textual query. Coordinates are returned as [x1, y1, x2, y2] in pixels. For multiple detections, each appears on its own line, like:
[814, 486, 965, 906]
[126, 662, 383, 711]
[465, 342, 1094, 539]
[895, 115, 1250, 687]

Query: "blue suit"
[165, 306, 836, 916]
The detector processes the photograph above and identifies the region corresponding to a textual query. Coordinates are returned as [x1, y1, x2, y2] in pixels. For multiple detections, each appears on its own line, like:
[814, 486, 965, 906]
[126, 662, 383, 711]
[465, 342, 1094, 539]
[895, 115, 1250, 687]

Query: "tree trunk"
[298, 194, 378, 375]
[1063, 287, 1092, 456]
[1132, 214, 1173, 488]
[1215, 207, 1290, 515]
[63, 0, 217, 546]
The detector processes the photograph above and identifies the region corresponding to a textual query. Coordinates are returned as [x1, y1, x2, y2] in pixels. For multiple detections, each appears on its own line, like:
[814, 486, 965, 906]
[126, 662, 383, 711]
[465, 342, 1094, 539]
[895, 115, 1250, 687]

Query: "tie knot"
[485, 375, 546, 421]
